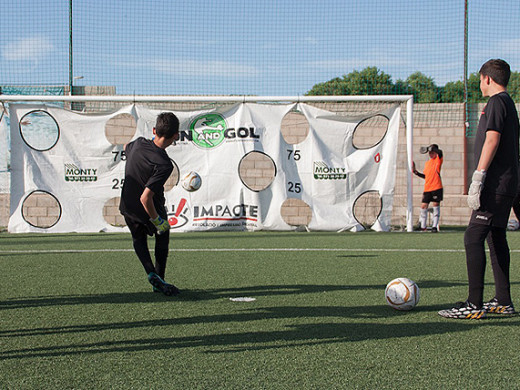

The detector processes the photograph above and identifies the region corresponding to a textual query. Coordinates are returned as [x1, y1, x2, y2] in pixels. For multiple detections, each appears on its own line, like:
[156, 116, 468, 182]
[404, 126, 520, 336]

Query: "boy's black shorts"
[469, 192, 513, 229]
[422, 188, 443, 203]
[124, 215, 156, 237]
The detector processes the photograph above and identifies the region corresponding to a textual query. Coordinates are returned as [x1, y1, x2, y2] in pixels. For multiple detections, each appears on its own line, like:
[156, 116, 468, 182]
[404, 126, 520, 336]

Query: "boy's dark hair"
[155, 112, 180, 138]
[479, 59, 511, 87]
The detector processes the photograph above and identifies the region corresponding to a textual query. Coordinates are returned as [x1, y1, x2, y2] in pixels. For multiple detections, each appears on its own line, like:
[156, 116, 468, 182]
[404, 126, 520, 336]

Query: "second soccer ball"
[181, 171, 202, 192]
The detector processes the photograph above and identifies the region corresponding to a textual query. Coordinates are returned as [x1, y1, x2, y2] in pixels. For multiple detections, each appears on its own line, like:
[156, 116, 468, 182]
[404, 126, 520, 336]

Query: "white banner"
[8, 103, 400, 233]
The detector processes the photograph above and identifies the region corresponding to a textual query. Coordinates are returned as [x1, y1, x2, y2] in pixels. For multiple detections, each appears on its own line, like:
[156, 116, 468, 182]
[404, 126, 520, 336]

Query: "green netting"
[0, 0, 519, 132]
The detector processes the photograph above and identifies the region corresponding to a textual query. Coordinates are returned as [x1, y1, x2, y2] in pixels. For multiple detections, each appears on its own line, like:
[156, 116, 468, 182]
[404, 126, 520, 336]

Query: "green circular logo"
[189, 113, 227, 149]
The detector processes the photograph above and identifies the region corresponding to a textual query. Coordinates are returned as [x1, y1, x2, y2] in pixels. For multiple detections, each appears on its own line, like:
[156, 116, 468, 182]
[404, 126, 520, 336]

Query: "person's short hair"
[479, 59, 511, 87]
[155, 112, 180, 138]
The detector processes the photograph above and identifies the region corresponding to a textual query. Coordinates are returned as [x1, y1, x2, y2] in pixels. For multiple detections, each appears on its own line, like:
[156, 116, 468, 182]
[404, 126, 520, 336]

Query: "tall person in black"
[439, 59, 519, 319]
[120, 112, 180, 296]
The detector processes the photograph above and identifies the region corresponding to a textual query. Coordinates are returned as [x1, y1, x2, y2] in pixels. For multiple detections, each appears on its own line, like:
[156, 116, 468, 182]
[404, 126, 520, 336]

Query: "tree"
[344, 67, 394, 95]
[306, 67, 394, 96]
[508, 71, 520, 102]
[306, 68, 520, 103]
[404, 72, 440, 103]
[441, 80, 464, 103]
[306, 77, 349, 95]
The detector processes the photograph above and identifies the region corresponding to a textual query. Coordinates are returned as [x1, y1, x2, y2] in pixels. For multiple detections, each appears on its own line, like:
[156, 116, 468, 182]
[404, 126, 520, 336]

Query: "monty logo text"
[313, 161, 347, 180]
[64, 163, 97, 182]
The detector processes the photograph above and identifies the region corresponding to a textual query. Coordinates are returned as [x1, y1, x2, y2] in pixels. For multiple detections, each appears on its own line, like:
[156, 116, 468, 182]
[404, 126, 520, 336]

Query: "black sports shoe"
[431, 227, 438, 233]
[148, 272, 180, 296]
[438, 300, 486, 319]
[482, 297, 516, 314]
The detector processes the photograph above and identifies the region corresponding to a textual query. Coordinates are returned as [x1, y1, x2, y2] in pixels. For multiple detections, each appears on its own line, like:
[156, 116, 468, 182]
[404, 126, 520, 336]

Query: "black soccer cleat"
[482, 297, 516, 315]
[148, 272, 180, 296]
[438, 300, 486, 319]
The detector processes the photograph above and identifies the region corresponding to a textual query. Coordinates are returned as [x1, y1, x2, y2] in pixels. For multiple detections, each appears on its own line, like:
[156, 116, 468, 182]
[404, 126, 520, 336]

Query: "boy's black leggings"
[125, 216, 170, 279]
[464, 223, 512, 307]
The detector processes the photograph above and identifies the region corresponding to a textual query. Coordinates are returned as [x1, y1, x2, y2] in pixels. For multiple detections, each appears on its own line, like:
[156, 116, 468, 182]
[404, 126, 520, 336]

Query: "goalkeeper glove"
[467, 170, 486, 210]
[150, 216, 170, 234]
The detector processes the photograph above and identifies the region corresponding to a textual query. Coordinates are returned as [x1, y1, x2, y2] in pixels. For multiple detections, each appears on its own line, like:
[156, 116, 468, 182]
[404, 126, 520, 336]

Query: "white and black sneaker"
[482, 297, 516, 315]
[438, 300, 486, 319]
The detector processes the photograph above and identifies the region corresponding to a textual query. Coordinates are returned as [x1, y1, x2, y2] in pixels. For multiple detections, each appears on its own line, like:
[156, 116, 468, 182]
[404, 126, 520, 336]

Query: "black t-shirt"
[119, 137, 173, 223]
[474, 92, 519, 197]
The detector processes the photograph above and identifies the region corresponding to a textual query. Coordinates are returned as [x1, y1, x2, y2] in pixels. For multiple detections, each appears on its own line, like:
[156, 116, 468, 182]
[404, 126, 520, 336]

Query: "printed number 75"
[287, 149, 301, 161]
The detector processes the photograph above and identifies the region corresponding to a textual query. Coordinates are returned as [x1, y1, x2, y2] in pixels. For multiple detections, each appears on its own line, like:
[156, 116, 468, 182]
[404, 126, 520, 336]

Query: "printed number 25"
[288, 181, 302, 193]
[112, 178, 125, 190]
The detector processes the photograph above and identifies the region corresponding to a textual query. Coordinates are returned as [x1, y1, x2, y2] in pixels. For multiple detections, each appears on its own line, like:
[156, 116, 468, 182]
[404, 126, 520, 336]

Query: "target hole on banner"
[280, 198, 312, 227]
[103, 197, 126, 227]
[352, 114, 390, 149]
[19, 110, 60, 151]
[281, 110, 309, 145]
[22, 190, 62, 228]
[165, 161, 180, 192]
[238, 151, 276, 192]
[105, 113, 137, 145]
[352, 190, 382, 228]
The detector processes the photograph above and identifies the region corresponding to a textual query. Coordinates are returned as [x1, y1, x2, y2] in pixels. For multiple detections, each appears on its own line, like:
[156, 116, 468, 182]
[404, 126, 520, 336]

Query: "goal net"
[0, 95, 414, 233]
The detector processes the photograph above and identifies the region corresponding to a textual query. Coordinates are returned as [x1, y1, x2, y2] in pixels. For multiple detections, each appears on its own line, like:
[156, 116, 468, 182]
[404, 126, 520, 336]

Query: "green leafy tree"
[508, 71, 520, 102]
[441, 80, 464, 103]
[466, 72, 485, 103]
[393, 79, 412, 95]
[405, 72, 440, 103]
[306, 69, 520, 103]
[306, 77, 349, 95]
[306, 67, 394, 96]
[344, 67, 394, 95]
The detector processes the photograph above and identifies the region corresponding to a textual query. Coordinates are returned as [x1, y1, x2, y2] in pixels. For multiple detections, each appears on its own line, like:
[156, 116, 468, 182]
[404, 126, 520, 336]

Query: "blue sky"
[1, 0, 519, 95]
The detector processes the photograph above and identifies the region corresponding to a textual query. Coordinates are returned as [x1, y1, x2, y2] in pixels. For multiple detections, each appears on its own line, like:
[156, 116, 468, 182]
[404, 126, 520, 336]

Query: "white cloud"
[1, 36, 54, 62]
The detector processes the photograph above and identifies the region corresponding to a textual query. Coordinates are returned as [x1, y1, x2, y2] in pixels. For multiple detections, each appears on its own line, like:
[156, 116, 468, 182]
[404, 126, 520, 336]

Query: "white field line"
[0, 247, 514, 254]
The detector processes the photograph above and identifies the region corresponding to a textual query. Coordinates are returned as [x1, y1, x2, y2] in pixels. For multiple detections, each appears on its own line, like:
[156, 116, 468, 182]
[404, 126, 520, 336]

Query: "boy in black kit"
[119, 112, 180, 296]
[439, 59, 519, 319]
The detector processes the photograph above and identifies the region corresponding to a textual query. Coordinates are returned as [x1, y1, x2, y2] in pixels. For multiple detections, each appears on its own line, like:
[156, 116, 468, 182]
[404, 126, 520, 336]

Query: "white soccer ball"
[181, 171, 202, 192]
[385, 277, 420, 311]
[507, 219, 519, 231]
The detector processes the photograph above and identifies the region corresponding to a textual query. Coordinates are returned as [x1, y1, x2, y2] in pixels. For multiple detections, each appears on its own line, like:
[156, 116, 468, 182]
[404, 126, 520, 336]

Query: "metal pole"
[0, 95, 414, 103]
[463, 0, 469, 194]
[406, 97, 414, 232]
[69, 0, 73, 96]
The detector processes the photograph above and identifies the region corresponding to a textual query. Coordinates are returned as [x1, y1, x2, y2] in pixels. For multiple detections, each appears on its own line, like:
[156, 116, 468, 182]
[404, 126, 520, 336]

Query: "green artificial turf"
[1, 230, 520, 389]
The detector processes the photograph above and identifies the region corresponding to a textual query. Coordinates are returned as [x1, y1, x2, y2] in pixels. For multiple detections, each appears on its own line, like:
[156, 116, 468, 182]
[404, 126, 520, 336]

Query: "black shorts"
[124, 215, 156, 237]
[422, 188, 443, 204]
[469, 192, 514, 229]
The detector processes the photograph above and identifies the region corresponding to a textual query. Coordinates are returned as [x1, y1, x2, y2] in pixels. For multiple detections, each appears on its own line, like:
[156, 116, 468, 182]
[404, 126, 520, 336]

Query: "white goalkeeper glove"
[467, 170, 486, 210]
[150, 215, 170, 234]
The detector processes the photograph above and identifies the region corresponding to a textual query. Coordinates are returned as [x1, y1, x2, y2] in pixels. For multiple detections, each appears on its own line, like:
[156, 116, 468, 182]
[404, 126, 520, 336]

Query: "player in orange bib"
[413, 144, 443, 232]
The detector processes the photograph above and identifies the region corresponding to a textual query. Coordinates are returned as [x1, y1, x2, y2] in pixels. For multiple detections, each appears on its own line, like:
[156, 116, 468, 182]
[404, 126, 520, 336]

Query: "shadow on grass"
[1, 313, 518, 359]
[0, 279, 470, 310]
